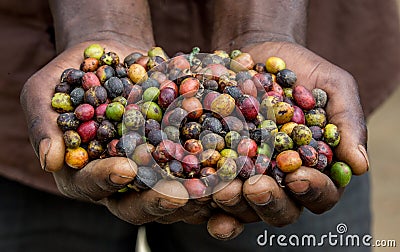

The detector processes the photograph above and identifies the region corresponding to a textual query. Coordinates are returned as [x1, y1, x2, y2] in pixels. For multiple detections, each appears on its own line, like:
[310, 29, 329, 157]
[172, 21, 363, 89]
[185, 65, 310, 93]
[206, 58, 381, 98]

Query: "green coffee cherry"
[305, 108, 327, 128]
[230, 49, 242, 59]
[257, 143, 273, 156]
[84, 44, 104, 60]
[217, 157, 237, 181]
[123, 109, 145, 130]
[51, 93, 74, 113]
[141, 101, 163, 122]
[291, 124, 312, 146]
[148, 46, 168, 60]
[220, 149, 238, 159]
[143, 87, 160, 102]
[225, 131, 241, 149]
[106, 102, 125, 121]
[274, 132, 294, 152]
[259, 120, 278, 135]
[324, 123, 340, 147]
[330, 162, 352, 187]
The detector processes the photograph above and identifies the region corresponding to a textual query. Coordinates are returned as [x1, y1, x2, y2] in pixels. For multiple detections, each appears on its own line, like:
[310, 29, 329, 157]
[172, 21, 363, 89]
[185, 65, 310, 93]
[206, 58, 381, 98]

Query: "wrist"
[221, 32, 297, 52]
[55, 40, 149, 66]
[211, 0, 308, 52]
[62, 30, 154, 54]
[49, 0, 155, 53]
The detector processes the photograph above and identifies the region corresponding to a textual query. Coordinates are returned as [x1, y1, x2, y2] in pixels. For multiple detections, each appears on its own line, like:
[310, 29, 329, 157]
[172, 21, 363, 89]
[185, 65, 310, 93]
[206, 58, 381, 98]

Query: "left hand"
[208, 41, 369, 238]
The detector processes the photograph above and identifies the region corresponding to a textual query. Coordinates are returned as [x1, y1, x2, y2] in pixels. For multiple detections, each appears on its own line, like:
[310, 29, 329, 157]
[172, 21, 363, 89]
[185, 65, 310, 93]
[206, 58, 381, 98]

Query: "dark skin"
[20, 0, 369, 240]
[209, 2, 368, 236]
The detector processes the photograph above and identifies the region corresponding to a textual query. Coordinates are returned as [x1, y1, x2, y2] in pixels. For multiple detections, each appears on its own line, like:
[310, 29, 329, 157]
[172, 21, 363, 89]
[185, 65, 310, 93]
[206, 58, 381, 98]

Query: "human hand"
[209, 41, 369, 237]
[20, 41, 216, 226]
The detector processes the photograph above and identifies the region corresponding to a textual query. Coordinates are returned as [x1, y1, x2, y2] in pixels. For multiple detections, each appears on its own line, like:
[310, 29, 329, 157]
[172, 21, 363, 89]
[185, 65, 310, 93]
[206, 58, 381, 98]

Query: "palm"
[211, 41, 369, 231]
[21, 41, 200, 226]
[245, 41, 368, 175]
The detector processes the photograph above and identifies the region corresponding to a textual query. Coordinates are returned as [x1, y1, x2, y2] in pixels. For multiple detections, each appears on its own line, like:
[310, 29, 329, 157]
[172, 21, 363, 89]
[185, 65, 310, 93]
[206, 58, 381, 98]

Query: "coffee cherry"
[330, 162, 352, 187]
[57, 112, 80, 132]
[265, 56, 285, 74]
[65, 147, 89, 169]
[276, 69, 297, 87]
[51, 93, 74, 113]
[74, 103, 95, 121]
[133, 166, 158, 190]
[217, 157, 237, 181]
[276, 150, 302, 173]
[63, 130, 81, 149]
[84, 44, 104, 59]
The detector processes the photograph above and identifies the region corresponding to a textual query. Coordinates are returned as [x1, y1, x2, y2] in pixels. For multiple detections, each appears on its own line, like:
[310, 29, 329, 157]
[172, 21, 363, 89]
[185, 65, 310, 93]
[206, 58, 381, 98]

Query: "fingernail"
[214, 193, 242, 206]
[39, 138, 51, 171]
[286, 180, 310, 194]
[245, 191, 272, 206]
[109, 173, 134, 185]
[358, 145, 370, 171]
[247, 174, 263, 185]
[159, 198, 184, 210]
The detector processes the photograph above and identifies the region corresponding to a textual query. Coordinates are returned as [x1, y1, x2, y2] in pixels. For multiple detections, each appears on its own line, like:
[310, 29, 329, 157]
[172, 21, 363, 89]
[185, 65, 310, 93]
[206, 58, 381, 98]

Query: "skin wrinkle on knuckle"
[244, 186, 300, 225]
[74, 180, 105, 202]
[55, 178, 83, 199]
[257, 200, 282, 216]
[146, 197, 176, 215]
[185, 207, 212, 221]
[111, 203, 146, 226]
[26, 115, 43, 153]
[57, 167, 107, 202]
[156, 207, 204, 224]
[302, 182, 338, 213]
[105, 194, 154, 226]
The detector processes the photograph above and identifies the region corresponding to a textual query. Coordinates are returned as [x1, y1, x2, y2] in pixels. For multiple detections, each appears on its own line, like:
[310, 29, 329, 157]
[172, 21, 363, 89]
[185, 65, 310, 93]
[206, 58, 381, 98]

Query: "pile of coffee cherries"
[51, 44, 352, 198]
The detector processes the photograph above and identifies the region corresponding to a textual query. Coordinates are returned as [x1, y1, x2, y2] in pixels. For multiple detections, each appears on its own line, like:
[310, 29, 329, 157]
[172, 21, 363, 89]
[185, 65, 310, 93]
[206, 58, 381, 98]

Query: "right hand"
[209, 41, 369, 237]
[20, 41, 212, 225]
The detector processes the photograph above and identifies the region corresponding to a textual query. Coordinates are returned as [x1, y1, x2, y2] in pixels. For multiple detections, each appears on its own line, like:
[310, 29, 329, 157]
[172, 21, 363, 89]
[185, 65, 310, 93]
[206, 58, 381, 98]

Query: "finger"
[20, 59, 77, 172]
[21, 81, 65, 172]
[285, 166, 344, 214]
[54, 157, 137, 201]
[279, 45, 369, 175]
[243, 175, 301, 227]
[20, 42, 144, 173]
[156, 199, 212, 224]
[245, 42, 369, 175]
[306, 63, 368, 175]
[321, 74, 369, 175]
[207, 212, 244, 241]
[104, 179, 189, 225]
[212, 179, 260, 223]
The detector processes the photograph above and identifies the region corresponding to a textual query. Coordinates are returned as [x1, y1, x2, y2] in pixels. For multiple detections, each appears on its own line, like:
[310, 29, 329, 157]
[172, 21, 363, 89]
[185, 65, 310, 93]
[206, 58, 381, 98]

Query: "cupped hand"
[20, 40, 212, 226]
[209, 41, 369, 238]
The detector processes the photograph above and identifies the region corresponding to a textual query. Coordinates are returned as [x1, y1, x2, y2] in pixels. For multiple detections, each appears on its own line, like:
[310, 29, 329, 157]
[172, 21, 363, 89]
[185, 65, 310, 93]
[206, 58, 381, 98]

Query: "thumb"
[21, 64, 66, 172]
[317, 70, 369, 175]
